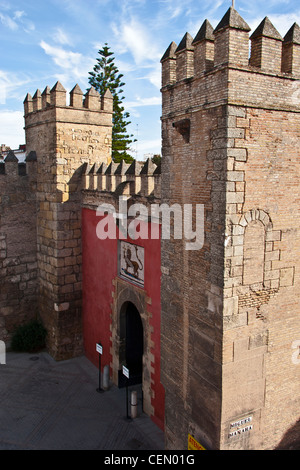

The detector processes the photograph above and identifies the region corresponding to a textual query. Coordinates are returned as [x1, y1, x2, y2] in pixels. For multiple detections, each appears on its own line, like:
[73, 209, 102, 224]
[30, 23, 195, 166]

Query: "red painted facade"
[82, 207, 165, 429]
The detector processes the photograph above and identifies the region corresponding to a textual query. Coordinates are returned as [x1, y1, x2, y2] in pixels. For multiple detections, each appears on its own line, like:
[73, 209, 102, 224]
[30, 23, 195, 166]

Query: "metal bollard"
[131, 390, 138, 418]
[103, 365, 109, 390]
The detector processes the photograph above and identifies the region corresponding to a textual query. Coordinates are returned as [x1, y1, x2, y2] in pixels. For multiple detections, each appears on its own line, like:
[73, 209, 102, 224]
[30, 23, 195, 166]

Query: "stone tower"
[24, 82, 113, 360]
[161, 7, 300, 450]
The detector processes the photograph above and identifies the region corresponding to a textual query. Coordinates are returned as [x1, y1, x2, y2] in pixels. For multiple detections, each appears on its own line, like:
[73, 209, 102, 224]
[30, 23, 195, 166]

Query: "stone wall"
[0, 154, 38, 344]
[23, 82, 113, 360]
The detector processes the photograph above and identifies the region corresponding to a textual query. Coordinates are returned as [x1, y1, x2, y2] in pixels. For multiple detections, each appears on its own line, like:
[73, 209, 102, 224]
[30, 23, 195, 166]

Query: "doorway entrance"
[118, 301, 144, 388]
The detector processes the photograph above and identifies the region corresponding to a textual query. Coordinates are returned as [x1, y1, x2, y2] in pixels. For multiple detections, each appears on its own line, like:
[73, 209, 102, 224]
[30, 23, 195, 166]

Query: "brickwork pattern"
[161, 6, 300, 450]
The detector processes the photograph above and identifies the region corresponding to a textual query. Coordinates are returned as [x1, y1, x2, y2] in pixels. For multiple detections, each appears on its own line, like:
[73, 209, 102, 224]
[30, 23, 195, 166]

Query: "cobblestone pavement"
[0, 352, 165, 450]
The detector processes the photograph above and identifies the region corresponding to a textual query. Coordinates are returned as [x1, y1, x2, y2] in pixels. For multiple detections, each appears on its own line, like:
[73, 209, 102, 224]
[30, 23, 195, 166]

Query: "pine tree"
[88, 43, 135, 163]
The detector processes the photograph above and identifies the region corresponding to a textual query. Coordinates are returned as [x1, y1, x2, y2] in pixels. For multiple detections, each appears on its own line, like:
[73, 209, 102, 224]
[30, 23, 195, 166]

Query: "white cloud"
[131, 138, 162, 158]
[112, 16, 161, 66]
[126, 96, 161, 109]
[39, 41, 94, 87]
[0, 8, 34, 32]
[0, 70, 10, 104]
[0, 12, 18, 30]
[0, 69, 32, 104]
[40, 41, 80, 69]
[255, 12, 300, 37]
[111, 15, 162, 91]
[13, 10, 25, 20]
[53, 27, 72, 46]
[144, 65, 161, 89]
[0, 110, 25, 147]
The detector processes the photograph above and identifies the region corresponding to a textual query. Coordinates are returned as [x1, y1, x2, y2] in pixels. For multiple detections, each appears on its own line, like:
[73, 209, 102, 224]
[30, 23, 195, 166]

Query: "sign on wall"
[228, 416, 253, 439]
[188, 434, 206, 450]
[122, 365, 130, 379]
[119, 241, 144, 287]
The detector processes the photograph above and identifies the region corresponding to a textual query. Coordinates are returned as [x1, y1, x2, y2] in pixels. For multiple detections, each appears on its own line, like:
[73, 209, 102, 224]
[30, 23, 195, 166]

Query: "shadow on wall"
[275, 420, 300, 450]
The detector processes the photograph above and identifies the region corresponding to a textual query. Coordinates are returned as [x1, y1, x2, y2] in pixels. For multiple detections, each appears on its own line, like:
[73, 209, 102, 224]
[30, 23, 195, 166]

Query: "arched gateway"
[109, 281, 155, 418]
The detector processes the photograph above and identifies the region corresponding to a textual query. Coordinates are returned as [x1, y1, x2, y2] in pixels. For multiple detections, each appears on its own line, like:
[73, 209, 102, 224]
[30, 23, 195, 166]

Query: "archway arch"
[111, 281, 153, 416]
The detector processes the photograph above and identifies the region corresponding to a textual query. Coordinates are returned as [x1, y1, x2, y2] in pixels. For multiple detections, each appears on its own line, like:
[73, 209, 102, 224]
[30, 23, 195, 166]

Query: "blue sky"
[1, 0, 300, 159]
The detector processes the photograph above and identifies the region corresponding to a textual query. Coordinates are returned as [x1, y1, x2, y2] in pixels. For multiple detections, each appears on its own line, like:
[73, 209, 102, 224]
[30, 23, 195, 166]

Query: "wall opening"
[118, 301, 144, 388]
[243, 220, 265, 285]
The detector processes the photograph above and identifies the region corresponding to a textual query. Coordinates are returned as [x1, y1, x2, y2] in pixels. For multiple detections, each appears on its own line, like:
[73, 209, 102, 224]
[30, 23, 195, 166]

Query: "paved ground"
[0, 352, 165, 450]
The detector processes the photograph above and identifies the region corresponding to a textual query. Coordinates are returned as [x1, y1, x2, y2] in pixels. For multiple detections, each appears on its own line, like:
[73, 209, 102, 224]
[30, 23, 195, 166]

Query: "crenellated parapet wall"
[161, 7, 300, 115]
[0, 150, 37, 178]
[162, 7, 300, 83]
[24, 81, 113, 117]
[24, 82, 113, 176]
[82, 157, 161, 200]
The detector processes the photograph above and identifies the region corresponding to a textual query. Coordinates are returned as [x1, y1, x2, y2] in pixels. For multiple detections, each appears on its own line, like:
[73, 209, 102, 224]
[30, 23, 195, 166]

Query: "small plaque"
[122, 365, 130, 379]
[119, 241, 144, 287]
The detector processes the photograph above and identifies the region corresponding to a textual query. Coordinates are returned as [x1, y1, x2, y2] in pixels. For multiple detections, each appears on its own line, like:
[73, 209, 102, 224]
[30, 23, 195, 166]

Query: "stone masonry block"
[207, 149, 228, 160]
[265, 250, 280, 261]
[227, 128, 245, 139]
[223, 296, 239, 316]
[227, 107, 246, 118]
[232, 225, 245, 236]
[264, 269, 280, 280]
[227, 148, 247, 161]
[266, 230, 282, 242]
[227, 192, 244, 204]
[227, 171, 244, 182]
[233, 337, 250, 360]
[280, 267, 295, 287]
[224, 311, 248, 331]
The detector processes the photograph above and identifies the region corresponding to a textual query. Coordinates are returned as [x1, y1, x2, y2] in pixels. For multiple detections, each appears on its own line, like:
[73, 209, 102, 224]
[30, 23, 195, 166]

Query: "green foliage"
[88, 43, 136, 163]
[151, 154, 161, 166]
[11, 320, 47, 353]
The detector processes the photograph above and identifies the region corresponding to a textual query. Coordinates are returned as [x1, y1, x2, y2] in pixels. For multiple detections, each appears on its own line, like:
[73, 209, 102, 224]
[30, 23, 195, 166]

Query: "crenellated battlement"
[24, 82, 113, 190]
[24, 81, 113, 115]
[0, 150, 37, 178]
[161, 7, 300, 88]
[82, 157, 161, 199]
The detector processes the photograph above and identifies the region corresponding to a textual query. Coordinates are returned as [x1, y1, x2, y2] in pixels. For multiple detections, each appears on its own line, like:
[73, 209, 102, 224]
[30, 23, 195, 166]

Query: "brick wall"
[161, 6, 300, 450]
[221, 105, 300, 449]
